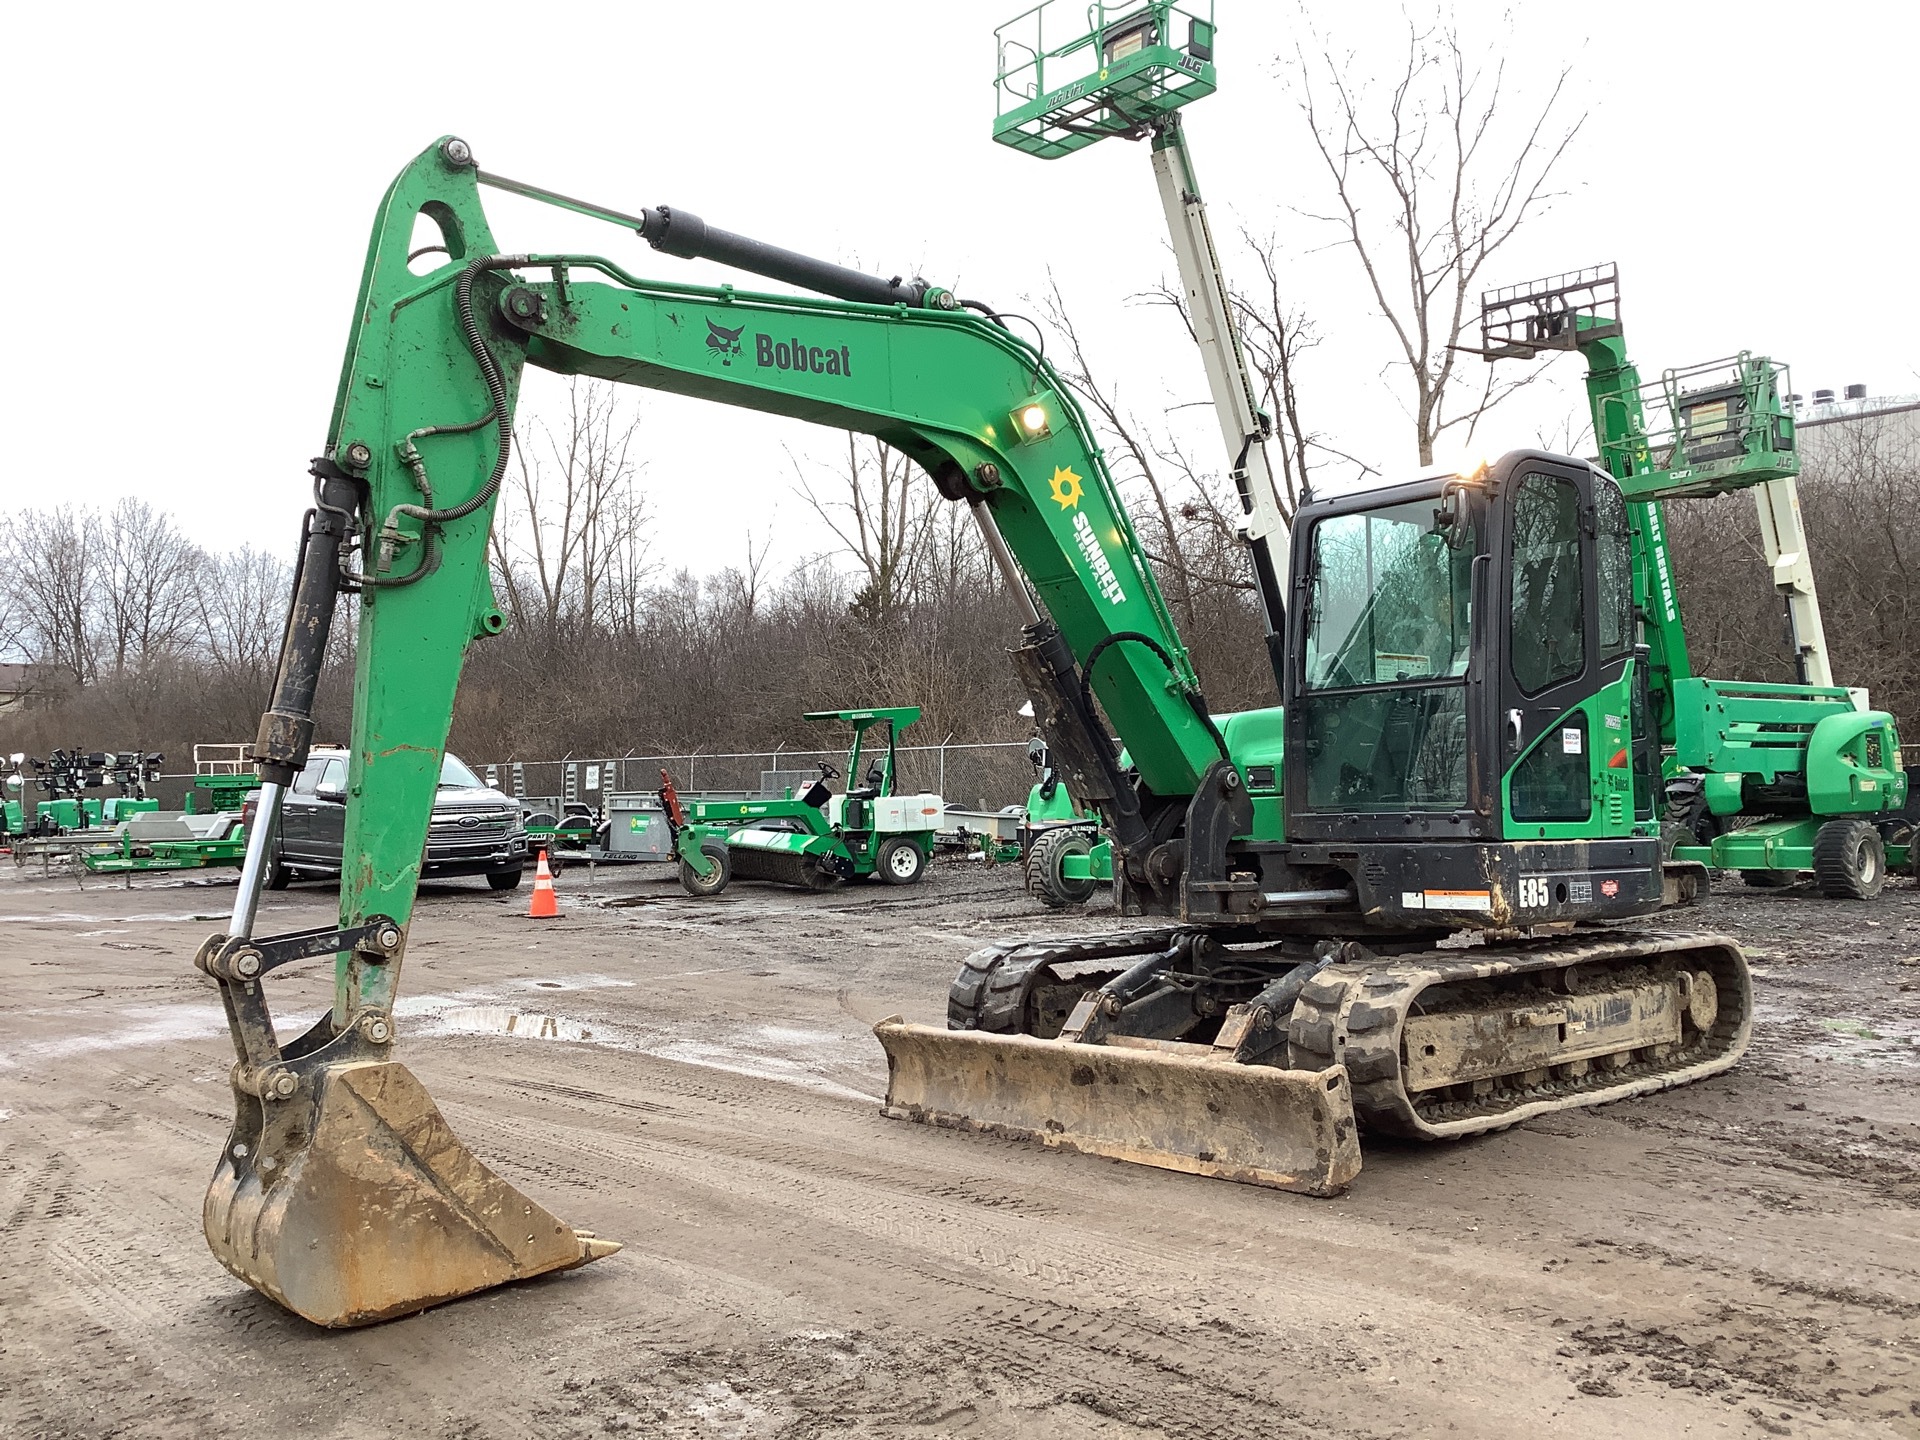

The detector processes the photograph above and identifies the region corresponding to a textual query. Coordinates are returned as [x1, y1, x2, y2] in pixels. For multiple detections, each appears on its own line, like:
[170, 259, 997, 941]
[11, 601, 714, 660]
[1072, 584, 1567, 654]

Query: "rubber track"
[1286, 928, 1752, 1140]
[947, 929, 1179, 1032]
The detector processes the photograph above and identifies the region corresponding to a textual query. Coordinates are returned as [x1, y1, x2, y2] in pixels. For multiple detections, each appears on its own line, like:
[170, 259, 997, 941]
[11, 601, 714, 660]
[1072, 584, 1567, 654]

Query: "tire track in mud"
[439, 1039, 1920, 1436]
[433, 1055, 1782, 1438]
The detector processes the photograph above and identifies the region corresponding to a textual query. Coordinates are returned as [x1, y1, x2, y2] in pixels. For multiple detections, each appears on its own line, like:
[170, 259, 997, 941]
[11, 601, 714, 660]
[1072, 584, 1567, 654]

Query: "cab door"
[1497, 459, 1604, 834]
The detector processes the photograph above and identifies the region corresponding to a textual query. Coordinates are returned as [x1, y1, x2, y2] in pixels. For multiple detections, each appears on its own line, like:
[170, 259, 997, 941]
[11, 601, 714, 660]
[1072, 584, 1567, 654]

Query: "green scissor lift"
[1479, 266, 1911, 896]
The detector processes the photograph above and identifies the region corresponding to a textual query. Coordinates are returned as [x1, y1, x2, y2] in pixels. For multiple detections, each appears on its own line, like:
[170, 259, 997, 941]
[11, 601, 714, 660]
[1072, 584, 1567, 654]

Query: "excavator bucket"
[874, 1021, 1362, 1196]
[203, 1059, 618, 1328]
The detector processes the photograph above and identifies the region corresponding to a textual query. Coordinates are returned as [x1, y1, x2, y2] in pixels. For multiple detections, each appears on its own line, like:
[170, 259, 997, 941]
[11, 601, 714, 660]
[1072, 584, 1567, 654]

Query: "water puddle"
[424, 1007, 605, 1043]
[2, 968, 879, 1103]
[1804, 1015, 1920, 1069]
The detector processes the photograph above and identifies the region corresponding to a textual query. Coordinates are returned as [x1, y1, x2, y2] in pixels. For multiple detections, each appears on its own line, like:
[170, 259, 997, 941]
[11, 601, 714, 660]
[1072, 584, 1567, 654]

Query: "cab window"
[1595, 478, 1634, 658]
[1509, 473, 1586, 694]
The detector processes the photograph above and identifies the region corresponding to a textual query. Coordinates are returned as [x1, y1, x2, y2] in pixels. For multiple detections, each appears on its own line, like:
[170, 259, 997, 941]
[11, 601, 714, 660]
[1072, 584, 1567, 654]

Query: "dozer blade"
[204, 1059, 619, 1328]
[874, 1021, 1362, 1196]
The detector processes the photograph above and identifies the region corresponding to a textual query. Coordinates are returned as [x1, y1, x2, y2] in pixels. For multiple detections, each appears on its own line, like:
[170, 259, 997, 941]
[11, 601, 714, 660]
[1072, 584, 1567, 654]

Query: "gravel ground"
[1, 855, 1916, 1439]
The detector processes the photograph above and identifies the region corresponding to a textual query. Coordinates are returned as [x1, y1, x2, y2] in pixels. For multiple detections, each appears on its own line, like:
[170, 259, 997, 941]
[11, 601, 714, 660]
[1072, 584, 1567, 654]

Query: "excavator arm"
[199, 136, 1242, 1327]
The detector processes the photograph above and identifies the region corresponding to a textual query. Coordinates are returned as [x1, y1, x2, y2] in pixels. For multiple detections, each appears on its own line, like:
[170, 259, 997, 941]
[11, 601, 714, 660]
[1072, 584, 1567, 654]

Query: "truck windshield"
[1297, 499, 1475, 811]
[440, 754, 483, 789]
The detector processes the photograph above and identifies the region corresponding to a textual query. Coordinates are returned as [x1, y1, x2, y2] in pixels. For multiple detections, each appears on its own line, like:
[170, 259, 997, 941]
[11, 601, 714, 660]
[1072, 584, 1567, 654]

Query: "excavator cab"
[1284, 449, 1669, 927]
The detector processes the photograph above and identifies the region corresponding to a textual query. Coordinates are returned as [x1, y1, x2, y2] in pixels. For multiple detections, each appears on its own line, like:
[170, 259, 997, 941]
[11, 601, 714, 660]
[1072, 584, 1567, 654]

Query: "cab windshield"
[1297, 498, 1475, 811]
[439, 753, 483, 789]
[1303, 500, 1473, 689]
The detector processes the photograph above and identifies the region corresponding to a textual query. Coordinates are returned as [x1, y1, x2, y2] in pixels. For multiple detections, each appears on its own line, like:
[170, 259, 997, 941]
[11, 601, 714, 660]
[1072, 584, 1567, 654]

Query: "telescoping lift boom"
[202, 131, 1751, 1330]
[1476, 266, 1908, 895]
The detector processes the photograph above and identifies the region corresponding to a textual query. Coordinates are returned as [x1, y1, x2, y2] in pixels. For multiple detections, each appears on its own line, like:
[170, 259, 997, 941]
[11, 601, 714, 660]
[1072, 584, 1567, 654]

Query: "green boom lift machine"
[671, 706, 944, 893]
[1476, 265, 1909, 896]
[194, 111, 1749, 1325]
[993, 2, 1299, 912]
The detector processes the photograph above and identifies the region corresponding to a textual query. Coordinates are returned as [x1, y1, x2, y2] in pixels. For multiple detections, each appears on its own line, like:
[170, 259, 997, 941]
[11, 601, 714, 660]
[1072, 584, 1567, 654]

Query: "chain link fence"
[477, 741, 1034, 815]
[57, 740, 1035, 819]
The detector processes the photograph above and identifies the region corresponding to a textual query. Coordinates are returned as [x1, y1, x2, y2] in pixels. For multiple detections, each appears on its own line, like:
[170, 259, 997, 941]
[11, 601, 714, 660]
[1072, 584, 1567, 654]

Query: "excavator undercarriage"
[879, 924, 1749, 1191]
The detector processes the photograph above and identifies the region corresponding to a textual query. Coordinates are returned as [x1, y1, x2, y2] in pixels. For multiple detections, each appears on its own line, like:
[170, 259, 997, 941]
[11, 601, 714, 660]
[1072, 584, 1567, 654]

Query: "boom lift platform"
[204, 122, 1747, 1326]
[1478, 266, 1908, 894]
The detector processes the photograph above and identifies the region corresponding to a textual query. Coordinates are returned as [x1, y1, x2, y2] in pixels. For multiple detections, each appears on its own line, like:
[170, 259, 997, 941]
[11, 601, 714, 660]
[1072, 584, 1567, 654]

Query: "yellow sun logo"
[1048, 466, 1085, 509]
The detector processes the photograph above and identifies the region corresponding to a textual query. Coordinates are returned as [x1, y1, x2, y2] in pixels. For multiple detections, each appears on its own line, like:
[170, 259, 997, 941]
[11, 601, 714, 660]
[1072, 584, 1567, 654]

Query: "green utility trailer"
[1478, 266, 1911, 897]
[675, 708, 944, 893]
[76, 812, 250, 875]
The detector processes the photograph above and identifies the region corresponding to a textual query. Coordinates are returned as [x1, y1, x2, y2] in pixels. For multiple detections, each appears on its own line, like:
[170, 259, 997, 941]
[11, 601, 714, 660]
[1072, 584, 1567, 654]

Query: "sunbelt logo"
[1073, 512, 1126, 606]
[756, 333, 853, 377]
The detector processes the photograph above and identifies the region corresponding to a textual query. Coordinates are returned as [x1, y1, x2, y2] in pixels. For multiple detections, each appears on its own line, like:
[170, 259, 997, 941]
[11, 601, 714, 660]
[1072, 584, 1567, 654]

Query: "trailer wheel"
[1027, 827, 1097, 908]
[678, 838, 732, 897]
[1812, 818, 1886, 900]
[876, 837, 926, 885]
[1738, 869, 1796, 889]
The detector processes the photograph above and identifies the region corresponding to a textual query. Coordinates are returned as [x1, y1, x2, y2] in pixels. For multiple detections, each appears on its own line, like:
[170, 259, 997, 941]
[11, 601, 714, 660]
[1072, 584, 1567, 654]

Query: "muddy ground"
[1, 854, 1916, 1440]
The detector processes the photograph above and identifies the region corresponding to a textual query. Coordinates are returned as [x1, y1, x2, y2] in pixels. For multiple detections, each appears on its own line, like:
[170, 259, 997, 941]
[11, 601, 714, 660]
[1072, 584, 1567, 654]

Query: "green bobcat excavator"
[197, 133, 1748, 1329]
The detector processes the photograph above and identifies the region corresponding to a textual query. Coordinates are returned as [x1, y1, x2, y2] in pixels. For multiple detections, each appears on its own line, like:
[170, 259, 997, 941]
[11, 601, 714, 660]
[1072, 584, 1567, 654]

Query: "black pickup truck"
[254, 748, 526, 891]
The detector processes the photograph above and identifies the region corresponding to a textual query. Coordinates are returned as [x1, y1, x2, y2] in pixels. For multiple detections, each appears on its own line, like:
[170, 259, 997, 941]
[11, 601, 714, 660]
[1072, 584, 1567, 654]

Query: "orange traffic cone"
[528, 849, 558, 919]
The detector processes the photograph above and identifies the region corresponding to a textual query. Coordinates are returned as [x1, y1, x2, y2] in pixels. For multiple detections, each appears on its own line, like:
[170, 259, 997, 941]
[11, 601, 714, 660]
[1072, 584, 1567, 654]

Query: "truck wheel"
[265, 857, 292, 890]
[1028, 828, 1097, 909]
[1813, 818, 1886, 900]
[678, 838, 731, 897]
[486, 867, 524, 892]
[1739, 869, 1796, 889]
[876, 837, 926, 885]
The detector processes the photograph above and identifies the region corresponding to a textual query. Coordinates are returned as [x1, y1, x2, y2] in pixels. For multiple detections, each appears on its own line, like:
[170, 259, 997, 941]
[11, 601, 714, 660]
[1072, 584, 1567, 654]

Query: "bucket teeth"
[204, 1059, 616, 1328]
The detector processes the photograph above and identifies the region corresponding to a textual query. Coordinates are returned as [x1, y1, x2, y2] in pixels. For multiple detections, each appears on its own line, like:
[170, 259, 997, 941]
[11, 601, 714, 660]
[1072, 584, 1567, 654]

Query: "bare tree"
[793, 435, 938, 626]
[1291, 14, 1583, 465]
[490, 378, 650, 637]
[198, 545, 292, 687]
[714, 528, 776, 621]
[3, 506, 94, 685]
[1229, 233, 1323, 514]
[97, 498, 202, 674]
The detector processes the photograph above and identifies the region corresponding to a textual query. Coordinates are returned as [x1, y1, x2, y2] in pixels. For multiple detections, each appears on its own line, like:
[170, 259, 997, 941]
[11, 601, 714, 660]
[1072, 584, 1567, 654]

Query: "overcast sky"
[6, 1, 1916, 581]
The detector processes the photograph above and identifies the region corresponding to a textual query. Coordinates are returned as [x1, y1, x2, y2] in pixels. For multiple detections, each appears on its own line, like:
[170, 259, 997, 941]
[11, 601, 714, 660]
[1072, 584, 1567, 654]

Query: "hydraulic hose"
[1079, 631, 1232, 763]
[345, 254, 527, 589]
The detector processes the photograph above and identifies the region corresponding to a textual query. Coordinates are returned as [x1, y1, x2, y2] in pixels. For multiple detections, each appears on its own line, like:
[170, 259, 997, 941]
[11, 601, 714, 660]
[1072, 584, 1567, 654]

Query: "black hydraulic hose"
[1080, 631, 1232, 763]
[343, 255, 524, 590]
[444, 256, 519, 522]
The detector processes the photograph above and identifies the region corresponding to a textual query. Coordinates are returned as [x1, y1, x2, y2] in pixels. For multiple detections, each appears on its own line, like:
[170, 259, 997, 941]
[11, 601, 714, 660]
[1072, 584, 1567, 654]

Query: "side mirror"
[315, 783, 347, 803]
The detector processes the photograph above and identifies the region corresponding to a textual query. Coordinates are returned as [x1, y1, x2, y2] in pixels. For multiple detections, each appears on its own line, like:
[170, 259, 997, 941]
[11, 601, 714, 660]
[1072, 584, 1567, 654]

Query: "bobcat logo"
[705, 319, 745, 366]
